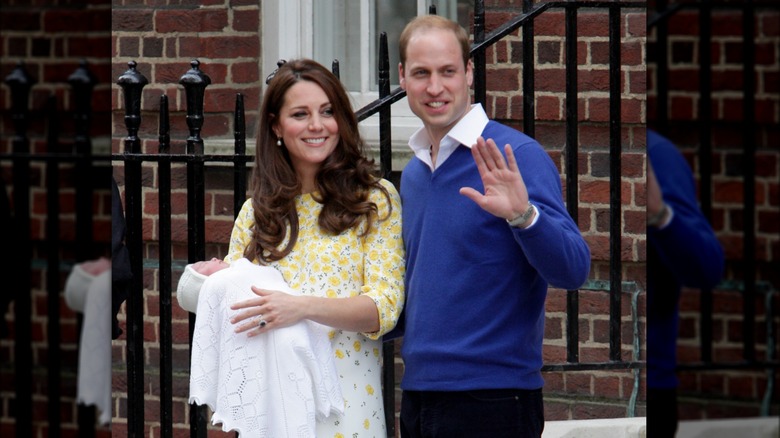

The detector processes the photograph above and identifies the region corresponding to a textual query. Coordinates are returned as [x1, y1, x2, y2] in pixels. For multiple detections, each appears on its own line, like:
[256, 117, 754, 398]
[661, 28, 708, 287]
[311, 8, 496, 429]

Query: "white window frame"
[261, 0, 433, 167]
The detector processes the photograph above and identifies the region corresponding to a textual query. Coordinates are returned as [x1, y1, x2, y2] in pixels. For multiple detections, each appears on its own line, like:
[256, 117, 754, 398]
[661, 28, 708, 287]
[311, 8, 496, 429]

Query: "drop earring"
[276, 138, 282, 147]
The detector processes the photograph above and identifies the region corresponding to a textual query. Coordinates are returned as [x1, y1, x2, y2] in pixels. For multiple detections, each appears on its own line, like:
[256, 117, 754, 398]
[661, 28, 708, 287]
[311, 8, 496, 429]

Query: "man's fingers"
[504, 144, 520, 174]
[459, 187, 483, 205]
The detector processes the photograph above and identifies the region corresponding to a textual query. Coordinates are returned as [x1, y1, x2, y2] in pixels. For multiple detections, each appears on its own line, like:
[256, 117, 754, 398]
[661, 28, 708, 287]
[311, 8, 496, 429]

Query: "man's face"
[399, 27, 473, 144]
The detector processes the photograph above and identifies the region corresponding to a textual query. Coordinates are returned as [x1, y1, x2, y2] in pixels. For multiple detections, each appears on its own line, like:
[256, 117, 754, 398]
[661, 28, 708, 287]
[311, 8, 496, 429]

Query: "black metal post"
[608, 5, 623, 362]
[698, 2, 714, 364]
[117, 60, 148, 438]
[332, 59, 340, 80]
[68, 59, 98, 438]
[68, 61, 97, 261]
[4, 61, 35, 438]
[473, 0, 486, 107]
[522, 0, 536, 137]
[45, 95, 62, 438]
[565, 3, 580, 364]
[741, 0, 757, 362]
[378, 32, 392, 181]
[158, 94, 174, 438]
[233, 94, 247, 218]
[655, 0, 669, 135]
[179, 60, 210, 438]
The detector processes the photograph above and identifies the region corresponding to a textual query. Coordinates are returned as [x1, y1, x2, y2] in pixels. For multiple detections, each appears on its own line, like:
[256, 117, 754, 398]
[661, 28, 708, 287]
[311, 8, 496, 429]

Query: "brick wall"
[647, 1, 780, 420]
[0, 0, 113, 437]
[108, 1, 646, 436]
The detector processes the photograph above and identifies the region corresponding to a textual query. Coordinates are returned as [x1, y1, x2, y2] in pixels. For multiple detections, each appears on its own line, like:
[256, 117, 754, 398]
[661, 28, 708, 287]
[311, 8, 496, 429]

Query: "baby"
[176, 257, 344, 437]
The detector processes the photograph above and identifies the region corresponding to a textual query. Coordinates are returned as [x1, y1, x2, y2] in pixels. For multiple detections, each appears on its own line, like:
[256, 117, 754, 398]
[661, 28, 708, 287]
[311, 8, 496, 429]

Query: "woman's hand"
[229, 288, 309, 336]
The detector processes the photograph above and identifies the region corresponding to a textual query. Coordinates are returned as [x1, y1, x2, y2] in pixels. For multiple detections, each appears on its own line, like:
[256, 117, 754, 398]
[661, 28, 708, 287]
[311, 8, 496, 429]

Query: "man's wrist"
[648, 203, 670, 228]
[507, 203, 536, 228]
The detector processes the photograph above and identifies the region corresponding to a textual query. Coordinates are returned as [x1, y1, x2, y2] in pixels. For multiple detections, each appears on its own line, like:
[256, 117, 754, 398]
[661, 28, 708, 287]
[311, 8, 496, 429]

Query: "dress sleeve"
[225, 199, 255, 264]
[359, 179, 406, 340]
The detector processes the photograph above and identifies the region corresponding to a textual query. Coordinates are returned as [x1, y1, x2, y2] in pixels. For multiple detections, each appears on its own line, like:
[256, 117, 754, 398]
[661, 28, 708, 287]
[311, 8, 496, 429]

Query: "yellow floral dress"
[225, 178, 404, 438]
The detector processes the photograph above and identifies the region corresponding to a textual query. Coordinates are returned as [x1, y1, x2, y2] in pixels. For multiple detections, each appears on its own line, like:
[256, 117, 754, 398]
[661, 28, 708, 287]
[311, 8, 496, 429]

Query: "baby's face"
[192, 258, 229, 276]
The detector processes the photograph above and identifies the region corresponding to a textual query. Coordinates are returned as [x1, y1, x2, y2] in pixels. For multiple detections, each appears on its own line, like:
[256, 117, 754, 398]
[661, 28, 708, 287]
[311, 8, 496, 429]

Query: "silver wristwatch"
[506, 203, 536, 228]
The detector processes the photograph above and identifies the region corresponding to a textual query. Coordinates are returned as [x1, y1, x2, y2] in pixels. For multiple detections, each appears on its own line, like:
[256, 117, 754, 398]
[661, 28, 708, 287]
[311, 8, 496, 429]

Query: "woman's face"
[273, 80, 340, 186]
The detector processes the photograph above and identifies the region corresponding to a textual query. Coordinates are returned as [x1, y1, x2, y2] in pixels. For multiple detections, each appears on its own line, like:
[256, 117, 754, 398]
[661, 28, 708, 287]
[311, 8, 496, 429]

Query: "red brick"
[579, 69, 609, 92]
[534, 10, 564, 36]
[536, 95, 560, 120]
[233, 8, 260, 32]
[486, 67, 519, 92]
[231, 61, 260, 84]
[113, 9, 154, 32]
[155, 10, 228, 34]
[580, 180, 610, 203]
[202, 36, 260, 59]
[535, 67, 565, 93]
[587, 97, 610, 122]
[578, 12, 609, 37]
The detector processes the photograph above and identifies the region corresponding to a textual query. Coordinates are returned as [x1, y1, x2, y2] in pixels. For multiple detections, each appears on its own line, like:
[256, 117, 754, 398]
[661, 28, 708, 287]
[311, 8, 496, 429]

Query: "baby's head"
[191, 258, 230, 276]
[177, 258, 229, 313]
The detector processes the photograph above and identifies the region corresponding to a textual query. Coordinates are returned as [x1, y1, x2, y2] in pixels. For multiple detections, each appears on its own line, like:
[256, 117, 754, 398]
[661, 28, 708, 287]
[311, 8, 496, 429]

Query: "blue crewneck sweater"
[399, 121, 590, 391]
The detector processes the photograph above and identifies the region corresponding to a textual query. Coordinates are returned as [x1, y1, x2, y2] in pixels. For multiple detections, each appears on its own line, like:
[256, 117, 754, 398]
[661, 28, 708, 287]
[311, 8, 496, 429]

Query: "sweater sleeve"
[508, 142, 591, 290]
[358, 179, 406, 339]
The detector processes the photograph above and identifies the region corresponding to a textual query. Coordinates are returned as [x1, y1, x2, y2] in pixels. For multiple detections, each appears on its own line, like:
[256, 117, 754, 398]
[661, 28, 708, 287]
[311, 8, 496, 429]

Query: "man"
[395, 15, 591, 437]
[646, 130, 724, 437]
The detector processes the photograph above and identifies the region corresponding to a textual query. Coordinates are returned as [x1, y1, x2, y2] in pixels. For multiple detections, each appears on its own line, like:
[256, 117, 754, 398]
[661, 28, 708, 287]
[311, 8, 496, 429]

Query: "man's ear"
[398, 62, 406, 89]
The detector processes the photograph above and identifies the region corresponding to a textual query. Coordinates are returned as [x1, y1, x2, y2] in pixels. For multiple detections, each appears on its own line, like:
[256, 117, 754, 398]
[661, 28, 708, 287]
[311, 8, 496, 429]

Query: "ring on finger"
[253, 314, 267, 328]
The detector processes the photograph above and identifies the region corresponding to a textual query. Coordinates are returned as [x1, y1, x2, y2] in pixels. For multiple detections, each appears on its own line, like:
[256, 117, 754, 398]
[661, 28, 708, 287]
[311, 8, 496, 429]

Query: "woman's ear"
[270, 114, 280, 138]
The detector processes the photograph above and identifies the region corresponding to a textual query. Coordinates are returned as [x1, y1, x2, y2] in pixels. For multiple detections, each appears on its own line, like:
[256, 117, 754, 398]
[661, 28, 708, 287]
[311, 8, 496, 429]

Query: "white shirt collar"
[408, 104, 490, 170]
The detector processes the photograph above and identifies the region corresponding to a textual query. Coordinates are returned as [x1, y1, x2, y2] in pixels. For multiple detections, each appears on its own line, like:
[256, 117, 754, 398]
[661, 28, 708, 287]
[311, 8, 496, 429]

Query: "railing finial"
[178, 59, 212, 154]
[117, 60, 149, 153]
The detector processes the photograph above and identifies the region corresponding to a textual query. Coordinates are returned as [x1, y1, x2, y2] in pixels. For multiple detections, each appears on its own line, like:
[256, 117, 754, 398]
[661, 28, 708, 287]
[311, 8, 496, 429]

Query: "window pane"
[370, 0, 417, 89]
[313, 0, 362, 90]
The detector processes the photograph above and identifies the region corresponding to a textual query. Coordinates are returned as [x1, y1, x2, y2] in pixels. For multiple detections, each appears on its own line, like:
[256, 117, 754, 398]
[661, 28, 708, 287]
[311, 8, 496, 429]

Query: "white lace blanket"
[188, 258, 344, 436]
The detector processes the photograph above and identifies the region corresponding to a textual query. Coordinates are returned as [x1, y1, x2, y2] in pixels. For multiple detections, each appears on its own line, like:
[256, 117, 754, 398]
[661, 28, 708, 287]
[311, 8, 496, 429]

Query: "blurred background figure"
[648, 0, 779, 436]
[647, 129, 724, 437]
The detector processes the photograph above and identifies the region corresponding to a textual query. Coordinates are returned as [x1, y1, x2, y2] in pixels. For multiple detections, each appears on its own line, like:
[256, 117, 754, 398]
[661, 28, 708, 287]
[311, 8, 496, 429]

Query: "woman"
[225, 59, 404, 437]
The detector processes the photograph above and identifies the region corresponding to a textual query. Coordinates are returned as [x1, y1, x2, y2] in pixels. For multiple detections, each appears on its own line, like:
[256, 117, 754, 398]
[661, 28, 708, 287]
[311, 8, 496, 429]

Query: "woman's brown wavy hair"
[244, 58, 392, 264]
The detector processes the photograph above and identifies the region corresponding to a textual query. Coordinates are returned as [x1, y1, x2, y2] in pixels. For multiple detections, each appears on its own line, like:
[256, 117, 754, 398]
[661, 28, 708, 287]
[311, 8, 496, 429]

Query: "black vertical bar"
[655, 0, 669, 135]
[45, 95, 62, 438]
[158, 94, 174, 438]
[69, 61, 96, 262]
[473, 0, 486, 107]
[565, 4, 580, 364]
[608, 5, 623, 362]
[69, 60, 98, 437]
[522, 0, 535, 137]
[117, 60, 148, 438]
[377, 31, 395, 438]
[234, 94, 247, 218]
[378, 32, 392, 181]
[429, 4, 436, 15]
[698, 2, 714, 363]
[5, 61, 34, 438]
[742, 0, 756, 362]
[180, 60, 210, 438]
